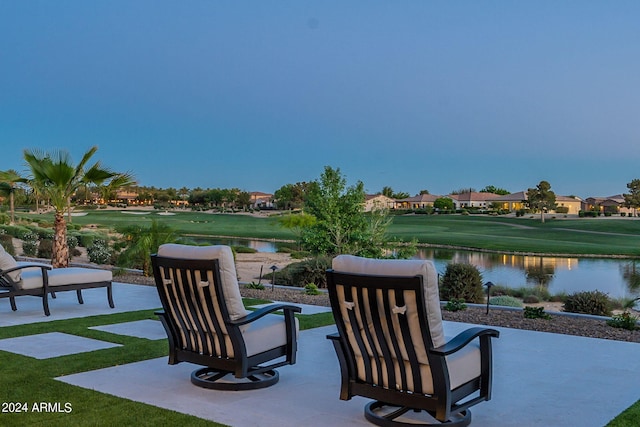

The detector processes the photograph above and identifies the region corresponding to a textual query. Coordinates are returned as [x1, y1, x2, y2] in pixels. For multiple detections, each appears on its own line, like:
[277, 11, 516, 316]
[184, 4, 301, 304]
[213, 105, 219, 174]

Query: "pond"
[193, 237, 640, 300]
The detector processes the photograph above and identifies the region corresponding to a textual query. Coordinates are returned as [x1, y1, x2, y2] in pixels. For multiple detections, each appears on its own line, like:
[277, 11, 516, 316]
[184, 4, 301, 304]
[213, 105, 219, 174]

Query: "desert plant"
[304, 283, 321, 295]
[443, 298, 467, 312]
[523, 295, 540, 304]
[607, 312, 638, 331]
[275, 256, 332, 288]
[524, 306, 552, 320]
[37, 238, 53, 259]
[563, 290, 611, 316]
[21, 231, 38, 257]
[246, 282, 265, 290]
[87, 239, 112, 265]
[439, 263, 484, 304]
[489, 295, 523, 308]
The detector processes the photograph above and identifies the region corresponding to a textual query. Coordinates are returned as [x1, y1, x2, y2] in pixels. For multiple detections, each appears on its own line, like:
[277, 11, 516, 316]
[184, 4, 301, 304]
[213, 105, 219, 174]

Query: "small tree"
[624, 179, 640, 217]
[278, 212, 316, 249]
[526, 180, 556, 223]
[302, 166, 368, 255]
[433, 197, 454, 212]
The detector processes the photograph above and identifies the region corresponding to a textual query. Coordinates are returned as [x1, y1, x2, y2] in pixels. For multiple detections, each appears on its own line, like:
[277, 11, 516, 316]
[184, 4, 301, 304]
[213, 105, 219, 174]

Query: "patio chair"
[326, 255, 499, 426]
[151, 243, 300, 390]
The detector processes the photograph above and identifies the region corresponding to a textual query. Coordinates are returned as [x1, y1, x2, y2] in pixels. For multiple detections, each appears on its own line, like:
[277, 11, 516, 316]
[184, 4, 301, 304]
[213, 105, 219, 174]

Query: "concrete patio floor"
[2, 282, 640, 426]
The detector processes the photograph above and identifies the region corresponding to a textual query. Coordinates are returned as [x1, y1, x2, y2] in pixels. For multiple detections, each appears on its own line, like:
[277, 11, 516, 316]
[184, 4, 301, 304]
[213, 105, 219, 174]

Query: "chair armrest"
[326, 332, 340, 341]
[230, 303, 302, 326]
[431, 327, 500, 356]
[1, 264, 52, 275]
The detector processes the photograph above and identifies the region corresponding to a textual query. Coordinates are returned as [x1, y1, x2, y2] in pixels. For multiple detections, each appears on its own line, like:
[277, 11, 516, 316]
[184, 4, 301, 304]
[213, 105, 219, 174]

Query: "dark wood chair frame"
[0, 264, 114, 316]
[151, 254, 300, 391]
[326, 270, 499, 427]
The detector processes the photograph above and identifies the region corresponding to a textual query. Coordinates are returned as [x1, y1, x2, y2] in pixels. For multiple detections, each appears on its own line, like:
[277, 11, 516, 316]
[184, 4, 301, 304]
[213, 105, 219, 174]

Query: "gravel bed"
[115, 274, 640, 343]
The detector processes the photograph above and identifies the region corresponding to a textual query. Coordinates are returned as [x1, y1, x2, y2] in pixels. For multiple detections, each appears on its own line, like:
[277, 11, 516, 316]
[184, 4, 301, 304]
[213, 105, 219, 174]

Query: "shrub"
[607, 312, 638, 331]
[232, 246, 257, 254]
[37, 238, 53, 259]
[32, 226, 54, 239]
[275, 256, 332, 288]
[0, 233, 15, 255]
[489, 295, 523, 308]
[443, 298, 467, 312]
[87, 239, 112, 264]
[289, 250, 311, 259]
[439, 263, 485, 304]
[67, 235, 79, 251]
[563, 290, 611, 316]
[78, 232, 106, 248]
[21, 231, 39, 257]
[304, 283, 321, 295]
[524, 306, 551, 320]
[246, 282, 265, 290]
[523, 294, 540, 304]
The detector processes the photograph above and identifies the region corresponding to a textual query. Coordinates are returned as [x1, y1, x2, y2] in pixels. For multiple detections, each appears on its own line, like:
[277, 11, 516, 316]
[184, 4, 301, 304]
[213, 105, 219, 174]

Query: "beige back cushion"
[0, 244, 20, 283]
[157, 244, 249, 321]
[332, 255, 445, 348]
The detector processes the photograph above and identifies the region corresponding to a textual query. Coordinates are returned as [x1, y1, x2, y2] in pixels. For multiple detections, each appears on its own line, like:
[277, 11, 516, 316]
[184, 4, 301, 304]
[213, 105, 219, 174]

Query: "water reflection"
[193, 237, 639, 300]
[410, 248, 639, 300]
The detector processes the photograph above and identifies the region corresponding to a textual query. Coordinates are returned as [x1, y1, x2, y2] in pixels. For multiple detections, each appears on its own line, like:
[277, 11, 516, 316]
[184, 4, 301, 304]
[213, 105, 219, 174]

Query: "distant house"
[249, 191, 273, 209]
[395, 193, 439, 210]
[554, 195, 582, 215]
[494, 191, 582, 214]
[492, 191, 528, 211]
[364, 194, 396, 212]
[448, 192, 501, 210]
[584, 195, 632, 215]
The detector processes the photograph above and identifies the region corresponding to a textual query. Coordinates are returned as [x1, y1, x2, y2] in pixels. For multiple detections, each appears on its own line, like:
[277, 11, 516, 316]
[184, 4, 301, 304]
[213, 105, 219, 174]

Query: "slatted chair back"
[329, 256, 445, 395]
[327, 255, 499, 426]
[151, 244, 301, 390]
[152, 244, 249, 359]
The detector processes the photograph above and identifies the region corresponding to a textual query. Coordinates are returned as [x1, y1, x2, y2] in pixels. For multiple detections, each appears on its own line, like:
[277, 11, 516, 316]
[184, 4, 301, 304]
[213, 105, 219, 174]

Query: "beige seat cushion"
[18, 267, 112, 290]
[157, 244, 249, 321]
[242, 313, 299, 357]
[0, 244, 20, 283]
[332, 255, 445, 348]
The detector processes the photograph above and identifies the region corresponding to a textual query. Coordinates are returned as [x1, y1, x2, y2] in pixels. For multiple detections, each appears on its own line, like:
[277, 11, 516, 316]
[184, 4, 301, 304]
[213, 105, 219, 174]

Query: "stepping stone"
[90, 319, 166, 340]
[0, 332, 121, 359]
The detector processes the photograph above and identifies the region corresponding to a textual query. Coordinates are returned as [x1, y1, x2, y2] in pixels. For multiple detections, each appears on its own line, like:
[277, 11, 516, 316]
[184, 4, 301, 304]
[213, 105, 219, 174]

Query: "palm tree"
[23, 146, 133, 268]
[0, 169, 27, 225]
[118, 219, 177, 276]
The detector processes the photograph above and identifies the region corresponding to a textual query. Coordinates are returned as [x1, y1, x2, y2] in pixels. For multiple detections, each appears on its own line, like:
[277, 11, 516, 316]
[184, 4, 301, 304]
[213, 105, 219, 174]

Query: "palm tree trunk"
[53, 211, 69, 268]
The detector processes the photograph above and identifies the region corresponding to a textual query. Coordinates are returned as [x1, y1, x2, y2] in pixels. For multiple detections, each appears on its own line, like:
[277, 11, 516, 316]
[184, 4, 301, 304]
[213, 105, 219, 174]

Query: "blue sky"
[2, 1, 639, 198]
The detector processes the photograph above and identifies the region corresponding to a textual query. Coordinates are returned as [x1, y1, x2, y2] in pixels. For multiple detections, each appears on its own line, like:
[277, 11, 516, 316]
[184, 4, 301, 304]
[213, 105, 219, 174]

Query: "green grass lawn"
[22, 210, 640, 257]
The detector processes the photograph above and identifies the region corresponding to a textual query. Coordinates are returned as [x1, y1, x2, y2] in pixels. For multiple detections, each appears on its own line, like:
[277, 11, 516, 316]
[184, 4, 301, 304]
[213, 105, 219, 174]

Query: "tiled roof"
[397, 194, 439, 203]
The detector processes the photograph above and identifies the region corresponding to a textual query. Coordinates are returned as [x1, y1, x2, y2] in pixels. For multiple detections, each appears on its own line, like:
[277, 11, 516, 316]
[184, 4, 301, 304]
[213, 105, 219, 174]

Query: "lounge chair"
[151, 243, 300, 390]
[0, 244, 114, 316]
[326, 255, 499, 426]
